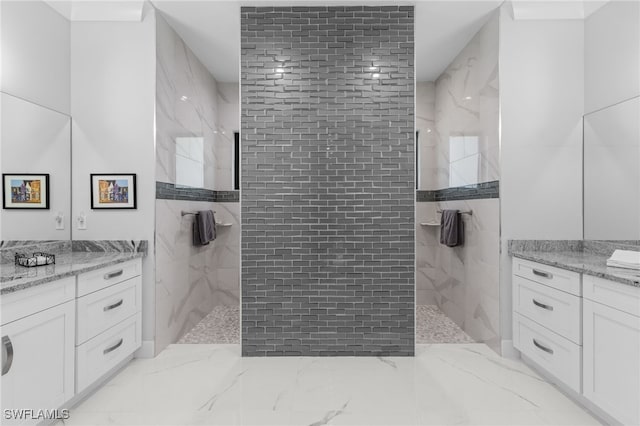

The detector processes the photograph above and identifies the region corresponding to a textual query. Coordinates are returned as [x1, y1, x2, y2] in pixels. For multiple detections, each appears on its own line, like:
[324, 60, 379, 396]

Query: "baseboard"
[135, 339, 155, 359]
[501, 339, 519, 359]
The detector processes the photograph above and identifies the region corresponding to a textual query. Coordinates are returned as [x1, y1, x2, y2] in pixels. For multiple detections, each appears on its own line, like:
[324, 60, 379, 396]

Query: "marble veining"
[1, 251, 146, 294]
[60, 343, 599, 425]
[416, 199, 500, 352]
[510, 247, 640, 287]
[0, 240, 71, 263]
[155, 199, 240, 354]
[419, 12, 499, 191]
[71, 240, 148, 253]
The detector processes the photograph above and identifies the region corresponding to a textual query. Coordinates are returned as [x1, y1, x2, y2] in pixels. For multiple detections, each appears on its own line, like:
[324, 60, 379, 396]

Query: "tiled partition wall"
[154, 14, 240, 354]
[415, 13, 501, 352]
[241, 6, 415, 356]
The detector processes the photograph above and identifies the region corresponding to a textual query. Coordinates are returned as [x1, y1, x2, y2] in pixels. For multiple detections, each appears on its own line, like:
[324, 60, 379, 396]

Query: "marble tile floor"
[60, 344, 600, 426]
[416, 305, 475, 344]
[178, 306, 240, 344]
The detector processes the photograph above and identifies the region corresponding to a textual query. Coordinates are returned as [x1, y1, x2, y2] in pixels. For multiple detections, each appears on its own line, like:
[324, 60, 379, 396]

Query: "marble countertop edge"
[1, 251, 146, 295]
[510, 250, 640, 288]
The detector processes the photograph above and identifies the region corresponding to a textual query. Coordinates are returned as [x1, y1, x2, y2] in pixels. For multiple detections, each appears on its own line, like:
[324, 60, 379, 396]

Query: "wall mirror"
[583, 96, 640, 240]
[0, 92, 71, 242]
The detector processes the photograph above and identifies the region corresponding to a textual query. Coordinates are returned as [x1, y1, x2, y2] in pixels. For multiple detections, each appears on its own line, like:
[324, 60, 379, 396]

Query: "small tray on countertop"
[15, 252, 56, 267]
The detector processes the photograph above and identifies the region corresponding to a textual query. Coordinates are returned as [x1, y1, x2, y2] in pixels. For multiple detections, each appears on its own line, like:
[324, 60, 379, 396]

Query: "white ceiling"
[151, 0, 502, 83]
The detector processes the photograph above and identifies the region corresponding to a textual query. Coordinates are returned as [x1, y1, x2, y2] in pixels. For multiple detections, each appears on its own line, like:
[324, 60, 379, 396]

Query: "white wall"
[0, 0, 70, 115]
[499, 3, 584, 344]
[70, 7, 156, 347]
[584, 0, 640, 114]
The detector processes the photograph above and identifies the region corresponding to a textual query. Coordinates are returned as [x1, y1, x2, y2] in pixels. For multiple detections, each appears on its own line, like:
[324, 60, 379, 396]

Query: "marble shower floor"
[416, 305, 475, 344]
[60, 344, 600, 426]
[178, 306, 240, 344]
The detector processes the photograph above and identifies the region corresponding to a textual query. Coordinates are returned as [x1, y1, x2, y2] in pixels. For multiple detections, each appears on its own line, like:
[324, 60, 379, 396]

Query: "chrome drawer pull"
[103, 338, 124, 355]
[103, 299, 124, 312]
[104, 269, 124, 280]
[532, 299, 554, 311]
[533, 338, 554, 355]
[2, 336, 13, 376]
[532, 269, 553, 279]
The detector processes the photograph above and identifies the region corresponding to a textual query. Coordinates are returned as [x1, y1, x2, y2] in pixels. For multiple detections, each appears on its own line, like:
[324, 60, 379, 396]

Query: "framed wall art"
[2, 174, 50, 209]
[90, 173, 137, 209]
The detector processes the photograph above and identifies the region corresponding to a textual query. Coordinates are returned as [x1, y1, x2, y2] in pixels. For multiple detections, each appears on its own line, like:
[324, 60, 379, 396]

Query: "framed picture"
[2, 174, 50, 209]
[90, 174, 137, 209]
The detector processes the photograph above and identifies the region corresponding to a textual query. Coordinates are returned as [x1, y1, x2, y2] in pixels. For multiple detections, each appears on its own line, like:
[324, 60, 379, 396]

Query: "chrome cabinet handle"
[2, 336, 14, 376]
[103, 338, 124, 355]
[103, 299, 124, 312]
[532, 269, 553, 279]
[104, 269, 124, 280]
[532, 299, 554, 311]
[533, 338, 554, 355]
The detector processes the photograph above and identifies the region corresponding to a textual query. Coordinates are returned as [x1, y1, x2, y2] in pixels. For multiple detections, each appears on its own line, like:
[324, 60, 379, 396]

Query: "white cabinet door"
[1, 300, 75, 425]
[583, 299, 640, 426]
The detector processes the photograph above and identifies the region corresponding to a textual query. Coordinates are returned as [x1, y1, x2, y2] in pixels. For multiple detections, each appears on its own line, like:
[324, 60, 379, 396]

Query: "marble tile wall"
[156, 13, 219, 190]
[416, 199, 501, 352]
[416, 13, 500, 352]
[154, 14, 240, 353]
[428, 13, 499, 190]
[155, 199, 240, 352]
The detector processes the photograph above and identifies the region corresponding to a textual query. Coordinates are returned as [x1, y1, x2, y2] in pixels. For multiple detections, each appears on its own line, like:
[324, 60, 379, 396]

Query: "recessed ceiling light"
[180, 95, 189, 101]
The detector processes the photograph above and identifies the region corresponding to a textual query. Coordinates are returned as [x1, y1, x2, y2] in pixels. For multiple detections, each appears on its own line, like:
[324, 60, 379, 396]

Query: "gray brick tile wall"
[241, 6, 415, 356]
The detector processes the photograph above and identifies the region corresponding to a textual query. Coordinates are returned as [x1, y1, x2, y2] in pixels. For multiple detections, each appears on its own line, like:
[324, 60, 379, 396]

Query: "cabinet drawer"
[1, 277, 75, 326]
[76, 276, 141, 345]
[583, 274, 640, 317]
[76, 313, 141, 393]
[514, 313, 582, 393]
[513, 275, 582, 344]
[512, 258, 581, 296]
[77, 259, 141, 297]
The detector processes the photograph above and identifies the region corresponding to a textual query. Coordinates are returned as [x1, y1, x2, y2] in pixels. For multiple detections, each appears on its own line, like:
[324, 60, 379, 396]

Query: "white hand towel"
[606, 249, 640, 270]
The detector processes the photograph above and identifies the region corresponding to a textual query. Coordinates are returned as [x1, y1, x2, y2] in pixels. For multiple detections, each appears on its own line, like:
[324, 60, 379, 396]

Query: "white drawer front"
[513, 275, 582, 344]
[77, 259, 141, 297]
[583, 274, 640, 317]
[1, 277, 75, 326]
[512, 258, 581, 296]
[76, 276, 141, 344]
[514, 313, 582, 393]
[76, 313, 141, 393]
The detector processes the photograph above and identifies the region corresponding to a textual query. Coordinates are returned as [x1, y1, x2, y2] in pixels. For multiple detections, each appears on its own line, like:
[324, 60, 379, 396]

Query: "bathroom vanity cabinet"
[1, 278, 76, 424]
[1, 258, 143, 424]
[582, 275, 640, 426]
[512, 257, 640, 425]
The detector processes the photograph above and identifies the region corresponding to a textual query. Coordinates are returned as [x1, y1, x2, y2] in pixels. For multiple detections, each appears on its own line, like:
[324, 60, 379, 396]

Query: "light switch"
[77, 212, 87, 230]
[55, 212, 64, 230]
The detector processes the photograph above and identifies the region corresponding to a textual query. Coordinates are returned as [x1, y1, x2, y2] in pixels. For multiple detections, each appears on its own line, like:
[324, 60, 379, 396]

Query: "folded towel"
[192, 210, 216, 246]
[440, 209, 464, 247]
[606, 249, 640, 270]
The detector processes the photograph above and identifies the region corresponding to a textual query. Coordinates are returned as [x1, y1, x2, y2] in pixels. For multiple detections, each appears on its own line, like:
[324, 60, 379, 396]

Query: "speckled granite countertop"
[509, 240, 640, 288]
[0, 240, 147, 295]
